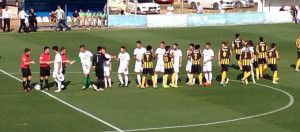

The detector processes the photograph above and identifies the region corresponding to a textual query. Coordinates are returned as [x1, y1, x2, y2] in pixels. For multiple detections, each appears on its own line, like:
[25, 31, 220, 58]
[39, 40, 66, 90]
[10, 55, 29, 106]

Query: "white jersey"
[79, 50, 93, 65]
[186, 50, 192, 64]
[171, 49, 182, 66]
[241, 47, 254, 53]
[203, 49, 214, 66]
[54, 53, 62, 73]
[118, 52, 130, 68]
[103, 54, 111, 68]
[155, 48, 166, 65]
[133, 47, 146, 63]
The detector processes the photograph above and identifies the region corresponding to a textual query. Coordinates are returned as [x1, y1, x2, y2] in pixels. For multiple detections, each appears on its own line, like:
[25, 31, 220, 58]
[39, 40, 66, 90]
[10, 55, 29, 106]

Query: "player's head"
[160, 41, 165, 48]
[146, 45, 152, 51]
[44, 46, 50, 54]
[102, 47, 107, 54]
[74, 9, 78, 13]
[248, 40, 254, 47]
[195, 45, 200, 50]
[60, 47, 66, 54]
[165, 45, 171, 52]
[52, 46, 59, 53]
[87, 9, 90, 12]
[79, 45, 86, 52]
[189, 43, 194, 50]
[136, 40, 142, 48]
[120, 46, 126, 53]
[271, 43, 276, 49]
[24, 48, 31, 55]
[259, 37, 264, 42]
[246, 43, 250, 48]
[173, 43, 178, 50]
[97, 46, 102, 52]
[205, 42, 211, 49]
[235, 33, 240, 38]
[80, 9, 83, 12]
[221, 42, 226, 48]
[57, 5, 61, 9]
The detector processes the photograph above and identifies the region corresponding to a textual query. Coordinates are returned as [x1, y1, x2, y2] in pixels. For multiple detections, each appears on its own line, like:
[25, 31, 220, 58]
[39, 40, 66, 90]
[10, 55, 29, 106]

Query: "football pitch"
[0, 24, 300, 132]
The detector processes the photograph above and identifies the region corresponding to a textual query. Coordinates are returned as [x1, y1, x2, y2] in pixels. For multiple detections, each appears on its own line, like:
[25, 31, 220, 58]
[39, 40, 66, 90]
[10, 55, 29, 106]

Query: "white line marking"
[119, 80, 294, 132]
[0, 69, 124, 132]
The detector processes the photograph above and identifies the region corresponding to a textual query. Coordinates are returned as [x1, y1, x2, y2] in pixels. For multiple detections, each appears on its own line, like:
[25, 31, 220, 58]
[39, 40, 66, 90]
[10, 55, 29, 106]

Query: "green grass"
[0, 24, 300, 132]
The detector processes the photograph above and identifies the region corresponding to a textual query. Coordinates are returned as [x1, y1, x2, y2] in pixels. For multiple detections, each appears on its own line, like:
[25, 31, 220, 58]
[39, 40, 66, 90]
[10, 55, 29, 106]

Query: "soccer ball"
[35, 85, 41, 90]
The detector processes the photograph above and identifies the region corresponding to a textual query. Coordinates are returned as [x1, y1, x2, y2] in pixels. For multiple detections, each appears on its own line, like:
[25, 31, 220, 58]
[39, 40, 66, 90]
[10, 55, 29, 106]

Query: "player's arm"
[231, 41, 235, 54]
[276, 50, 281, 61]
[179, 55, 182, 67]
[39, 57, 51, 65]
[92, 54, 96, 67]
[218, 49, 221, 66]
[151, 49, 156, 59]
[141, 54, 145, 64]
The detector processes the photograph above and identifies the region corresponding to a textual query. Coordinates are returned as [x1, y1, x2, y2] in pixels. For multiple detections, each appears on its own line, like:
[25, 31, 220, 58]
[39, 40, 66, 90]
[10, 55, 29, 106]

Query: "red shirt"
[21, 54, 30, 68]
[39, 53, 50, 67]
[61, 53, 66, 67]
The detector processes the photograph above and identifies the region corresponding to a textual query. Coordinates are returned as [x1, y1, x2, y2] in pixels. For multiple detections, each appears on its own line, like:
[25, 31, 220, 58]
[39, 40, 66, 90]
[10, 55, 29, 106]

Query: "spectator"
[54, 5, 66, 31]
[125, 9, 131, 15]
[78, 9, 85, 27]
[99, 11, 106, 26]
[120, 0, 126, 14]
[29, 8, 38, 30]
[85, 9, 92, 29]
[290, 4, 298, 24]
[166, 3, 174, 15]
[196, 2, 203, 14]
[2, 6, 12, 32]
[0, 7, 2, 29]
[49, 10, 56, 27]
[72, 9, 79, 27]
[18, 7, 28, 33]
[119, 10, 125, 15]
[219, 1, 225, 13]
[279, 5, 286, 11]
[92, 11, 98, 27]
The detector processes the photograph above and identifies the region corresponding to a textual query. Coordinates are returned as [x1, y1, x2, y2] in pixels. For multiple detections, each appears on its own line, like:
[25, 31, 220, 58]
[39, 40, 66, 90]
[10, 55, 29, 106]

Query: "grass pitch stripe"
[0, 69, 124, 132]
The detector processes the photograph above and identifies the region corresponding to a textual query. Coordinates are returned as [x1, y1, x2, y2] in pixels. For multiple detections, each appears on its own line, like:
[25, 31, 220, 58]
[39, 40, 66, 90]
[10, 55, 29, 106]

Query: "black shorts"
[297, 50, 300, 58]
[268, 64, 278, 71]
[143, 68, 154, 75]
[191, 65, 201, 74]
[62, 67, 66, 74]
[21, 68, 31, 78]
[220, 64, 229, 72]
[242, 66, 251, 72]
[236, 54, 241, 60]
[258, 58, 267, 64]
[40, 67, 50, 77]
[253, 61, 258, 68]
[95, 67, 104, 79]
[164, 68, 174, 75]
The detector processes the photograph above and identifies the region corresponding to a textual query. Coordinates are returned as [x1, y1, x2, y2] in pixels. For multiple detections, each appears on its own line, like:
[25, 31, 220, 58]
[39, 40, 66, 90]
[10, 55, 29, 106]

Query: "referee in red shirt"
[20, 48, 35, 92]
[39, 47, 53, 90]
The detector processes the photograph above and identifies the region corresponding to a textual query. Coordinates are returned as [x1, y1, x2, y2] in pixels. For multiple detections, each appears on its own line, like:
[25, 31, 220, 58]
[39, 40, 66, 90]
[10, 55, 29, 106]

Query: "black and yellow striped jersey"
[191, 50, 202, 65]
[232, 38, 244, 54]
[256, 42, 269, 59]
[142, 51, 154, 69]
[241, 49, 252, 66]
[252, 46, 259, 62]
[267, 49, 279, 65]
[219, 47, 231, 65]
[163, 52, 173, 69]
[296, 37, 300, 49]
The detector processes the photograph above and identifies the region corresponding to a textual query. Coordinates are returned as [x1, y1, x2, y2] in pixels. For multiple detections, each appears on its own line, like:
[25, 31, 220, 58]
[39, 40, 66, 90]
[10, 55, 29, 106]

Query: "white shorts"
[174, 65, 180, 73]
[82, 64, 91, 74]
[155, 64, 164, 73]
[203, 64, 212, 72]
[185, 62, 192, 72]
[104, 67, 110, 76]
[72, 18, 78, 22]
[118, 67, 129, 74]
[134, 62, 143, 73]
[52, 72, 64, 81]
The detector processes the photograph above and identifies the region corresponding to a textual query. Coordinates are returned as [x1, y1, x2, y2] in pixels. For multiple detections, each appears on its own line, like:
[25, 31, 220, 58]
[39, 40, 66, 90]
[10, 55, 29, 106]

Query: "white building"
[256, 0, 300, 12]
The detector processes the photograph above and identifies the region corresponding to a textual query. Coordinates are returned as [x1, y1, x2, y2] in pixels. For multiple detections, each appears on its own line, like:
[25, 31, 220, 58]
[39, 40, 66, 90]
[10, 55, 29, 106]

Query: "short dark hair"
[259, 37, 264, 42]
[271, 43, 276, 48]
[248, 40, 254, 47]
[221, 41, 227, 46]
[195, 45, 200, 50]
[206, 42, 211, 46]
[52, 46, 58, 51]
[161, 41, 165, 45]
[173, 43, 178, 47]
[44, 46, 49, 51]
[136, 40, 141, 44]
[121, 46, 126, 50]
[79, 45, 85, 48]
[235, 34, 240, 38]
[146, 45, 152, 51]
[24, 48, 30, 53]
[189, 43, 194, 47]
[60, 47, 66, 52]
[102, 47, 106, 51]
[165, 46, 170, 51]
[97, 46, 102, 51]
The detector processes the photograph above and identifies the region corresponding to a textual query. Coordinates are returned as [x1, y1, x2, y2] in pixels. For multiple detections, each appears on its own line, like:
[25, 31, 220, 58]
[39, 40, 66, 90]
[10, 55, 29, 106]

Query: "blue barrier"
[108, 15, 147, 27]
[187, 14, 227, 26]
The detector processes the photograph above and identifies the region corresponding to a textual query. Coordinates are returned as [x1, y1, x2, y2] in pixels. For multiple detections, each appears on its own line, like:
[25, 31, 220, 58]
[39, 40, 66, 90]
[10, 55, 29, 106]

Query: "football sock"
[108, 78, 112, 87]
[26, 80, 31, 88]
[45, 79, 49, 87]
[175, 73, 178, 85]
[62, 80, 65, 86]
[255, 68, 259, 80]
[141, 76, 146, 87]
[87, 77, 91, 87]
[208, 73, 212, 83]
[83, 77, 87, 87]
[273, 71, 278, 82]
[259, 64, 263, 77]
[55, 79, 61, 91]
[296, 59, 300, 70]
[221, 71, 226, 83]
[171, 73, 175, 86]
[189, 74, 194, 84]
[204, 73, 209, 83]
[124, 75, 128, 86]
[243, 71, 251, 80]
[118, 75, 124, 85]
[40, 79, 43, 88]
[22, 81, 26, 90]
[198, 73, 203, 85]
[238, 60, 242, 70]
[151, 75, 156, 87]
[154, 74, 158, 84]
[163, 74, 168, 86]
[193, 78, 195, 84]
[137, 74, 141, 85]
[104, 78, 108, 87]
[263, 63, 268, 75]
